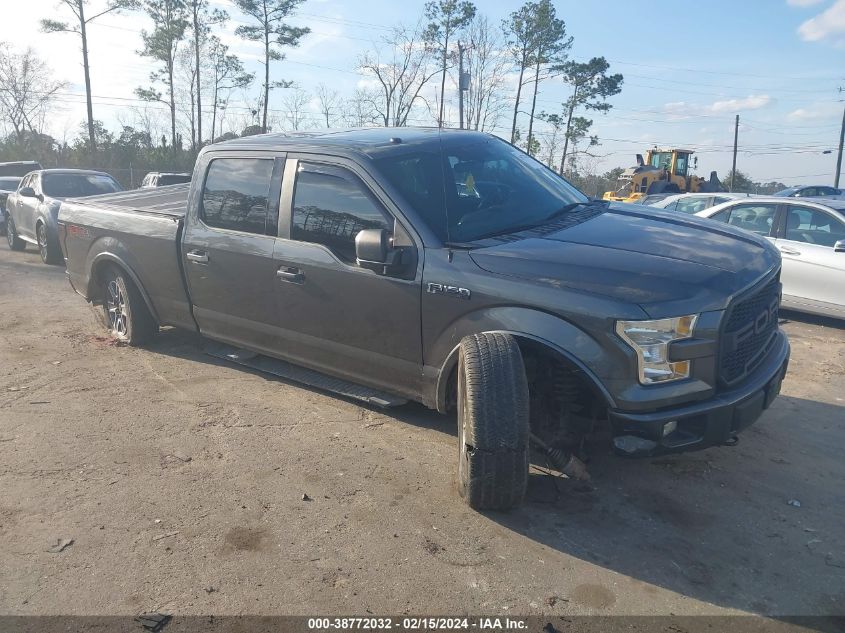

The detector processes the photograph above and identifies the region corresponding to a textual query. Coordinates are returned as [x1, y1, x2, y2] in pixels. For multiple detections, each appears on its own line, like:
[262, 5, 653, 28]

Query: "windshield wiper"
[472, 202, 588, 241]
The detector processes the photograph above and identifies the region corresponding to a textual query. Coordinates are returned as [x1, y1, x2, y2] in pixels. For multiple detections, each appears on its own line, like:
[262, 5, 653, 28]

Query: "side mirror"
[834, 239, 845, 253]
[19, 186, 36, 198]
[355, 228, 404, 274]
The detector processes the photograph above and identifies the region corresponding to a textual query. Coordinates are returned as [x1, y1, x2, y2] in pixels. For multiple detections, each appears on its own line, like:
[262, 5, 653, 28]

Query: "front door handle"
[186, 250, 209, 264]
[779, 246, 801, 256]
[276, 266, 304, 284]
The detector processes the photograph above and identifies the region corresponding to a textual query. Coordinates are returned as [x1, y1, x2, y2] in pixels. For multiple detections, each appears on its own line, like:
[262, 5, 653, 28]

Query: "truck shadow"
[491, 395, 845, 622]
[143, 328, 844, 621]
[780, 310, 845, 330]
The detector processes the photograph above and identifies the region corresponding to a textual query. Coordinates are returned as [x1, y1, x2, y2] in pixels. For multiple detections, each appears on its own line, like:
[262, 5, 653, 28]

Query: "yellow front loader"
[603, 148, 724, 204]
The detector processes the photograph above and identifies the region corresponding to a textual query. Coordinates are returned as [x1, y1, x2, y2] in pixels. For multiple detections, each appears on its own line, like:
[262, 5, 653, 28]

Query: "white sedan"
[695, 197, 845, 319]
[650, 192, 753, 215]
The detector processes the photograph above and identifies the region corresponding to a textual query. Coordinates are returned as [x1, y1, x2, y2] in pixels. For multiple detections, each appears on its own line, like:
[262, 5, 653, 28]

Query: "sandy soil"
[1, 245, 843, 619]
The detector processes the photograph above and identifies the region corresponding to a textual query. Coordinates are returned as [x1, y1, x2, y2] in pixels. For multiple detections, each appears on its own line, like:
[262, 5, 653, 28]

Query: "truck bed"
[58, 184, 196, 332]
[70, 183, 189, 218]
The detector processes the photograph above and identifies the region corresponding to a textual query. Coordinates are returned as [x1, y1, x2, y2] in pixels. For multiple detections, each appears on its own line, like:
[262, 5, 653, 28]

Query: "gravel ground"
[0, 245, 843, 619]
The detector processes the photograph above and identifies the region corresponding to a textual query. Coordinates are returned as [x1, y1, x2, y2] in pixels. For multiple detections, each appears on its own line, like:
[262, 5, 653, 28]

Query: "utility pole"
[835, 98, 845, 189]
[730, 114, 739, 192]
[457, 42, 471, 130]
[458, 42, 465, 129]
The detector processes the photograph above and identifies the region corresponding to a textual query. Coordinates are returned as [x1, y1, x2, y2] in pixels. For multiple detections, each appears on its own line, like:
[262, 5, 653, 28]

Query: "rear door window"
[785, 206, 845, 247]
[201, 158, 275, 235]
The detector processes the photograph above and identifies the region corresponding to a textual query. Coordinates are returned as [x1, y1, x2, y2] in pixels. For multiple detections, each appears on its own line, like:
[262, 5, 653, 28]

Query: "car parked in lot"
[650, 192, 753, 215]
[695, 197, 845, 319]
[140, 172, 191, 187]
[0, 176, 22, 236]
[5, 169, 121, 264]
[58, 128, 789, 510]
[0, 160, 42, 178]
[773, 185, 843, 199]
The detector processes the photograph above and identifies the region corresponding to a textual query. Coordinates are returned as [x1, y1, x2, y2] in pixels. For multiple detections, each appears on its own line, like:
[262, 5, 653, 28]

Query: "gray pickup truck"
[59, 128, 790, 510]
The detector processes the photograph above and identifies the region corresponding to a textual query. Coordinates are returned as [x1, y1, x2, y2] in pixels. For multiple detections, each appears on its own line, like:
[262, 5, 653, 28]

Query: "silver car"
[650, 192, 753, 214]
[696, 197, 845, 319]
[5, 169, 121, 264]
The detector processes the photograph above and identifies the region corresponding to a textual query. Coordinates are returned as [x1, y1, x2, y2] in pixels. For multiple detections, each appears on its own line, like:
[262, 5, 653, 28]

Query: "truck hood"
[469, 203, 780, 318]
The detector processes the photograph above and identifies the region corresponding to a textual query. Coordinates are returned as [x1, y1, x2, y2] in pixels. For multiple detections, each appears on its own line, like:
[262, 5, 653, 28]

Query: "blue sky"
[4, 0, 844, 185]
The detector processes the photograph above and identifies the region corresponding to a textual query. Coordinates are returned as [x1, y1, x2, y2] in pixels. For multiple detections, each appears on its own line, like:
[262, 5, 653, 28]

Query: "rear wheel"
[6, 215, 25, 251]
[37, 222, 62, 265]
[456, 333, 530, 511]
[99, 266, 157, 345]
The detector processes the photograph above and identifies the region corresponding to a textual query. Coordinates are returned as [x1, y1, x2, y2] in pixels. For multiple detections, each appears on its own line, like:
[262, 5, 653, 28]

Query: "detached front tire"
[6, 215, 26, 251]
[99, 265, 157, 345]
[457, 333, 530, 511]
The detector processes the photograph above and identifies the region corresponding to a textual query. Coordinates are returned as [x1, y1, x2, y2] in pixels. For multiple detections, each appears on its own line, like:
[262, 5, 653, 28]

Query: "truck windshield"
[42, 173, 121, 198]
[374, 136, 587, 243]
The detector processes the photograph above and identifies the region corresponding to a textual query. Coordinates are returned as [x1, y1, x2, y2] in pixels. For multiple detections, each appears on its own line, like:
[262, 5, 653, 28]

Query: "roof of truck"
[212, 127, 489, 158]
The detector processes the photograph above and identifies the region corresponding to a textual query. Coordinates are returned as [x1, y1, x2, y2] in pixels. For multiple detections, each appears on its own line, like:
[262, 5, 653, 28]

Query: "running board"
[204, 342, 408, 408]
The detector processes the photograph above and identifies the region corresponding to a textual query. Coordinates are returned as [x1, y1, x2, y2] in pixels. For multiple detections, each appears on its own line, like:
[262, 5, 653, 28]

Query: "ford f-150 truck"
[58, 128, 790, 511]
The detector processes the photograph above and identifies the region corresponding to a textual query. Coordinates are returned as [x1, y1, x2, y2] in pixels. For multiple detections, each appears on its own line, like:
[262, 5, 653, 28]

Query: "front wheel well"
[440, 335, 609, 415]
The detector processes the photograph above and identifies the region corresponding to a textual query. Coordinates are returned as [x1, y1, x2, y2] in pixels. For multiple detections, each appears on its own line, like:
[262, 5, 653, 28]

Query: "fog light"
[662, 420, 678, 437]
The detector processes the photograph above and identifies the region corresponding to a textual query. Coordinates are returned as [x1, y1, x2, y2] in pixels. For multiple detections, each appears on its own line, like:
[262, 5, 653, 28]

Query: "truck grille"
[719, 274, 781, 387]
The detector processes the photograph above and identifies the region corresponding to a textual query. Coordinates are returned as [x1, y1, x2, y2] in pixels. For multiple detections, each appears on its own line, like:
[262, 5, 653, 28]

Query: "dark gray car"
[58, 129, 790, 511]
[5, 169, 121, 264]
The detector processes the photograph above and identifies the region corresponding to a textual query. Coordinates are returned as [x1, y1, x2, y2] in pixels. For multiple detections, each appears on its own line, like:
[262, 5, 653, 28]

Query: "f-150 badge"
[427, 283, 471, 300]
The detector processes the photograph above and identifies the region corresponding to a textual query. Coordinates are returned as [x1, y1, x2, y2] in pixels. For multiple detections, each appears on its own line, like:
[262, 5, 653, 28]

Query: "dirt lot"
[1, 245, 844, 619]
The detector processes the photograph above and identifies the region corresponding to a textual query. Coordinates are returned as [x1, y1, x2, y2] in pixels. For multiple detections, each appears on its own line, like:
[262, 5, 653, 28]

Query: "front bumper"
[609, 331, 789, 456]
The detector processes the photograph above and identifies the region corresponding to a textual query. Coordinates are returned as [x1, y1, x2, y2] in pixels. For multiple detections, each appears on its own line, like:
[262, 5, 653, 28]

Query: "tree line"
[0, 0, 625, 187]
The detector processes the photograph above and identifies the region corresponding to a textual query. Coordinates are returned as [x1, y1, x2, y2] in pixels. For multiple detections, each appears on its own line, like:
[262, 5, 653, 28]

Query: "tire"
[36, 222, 62, 265]
[98, 265, 157, 345]
[456, 333, 530, 511]
[6, 215, 26, 251]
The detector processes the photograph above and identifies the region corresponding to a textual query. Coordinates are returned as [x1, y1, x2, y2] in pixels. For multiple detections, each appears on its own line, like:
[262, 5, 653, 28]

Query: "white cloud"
[708, 94, 772, 113]
[663, 95, 772, 118]
[798, 0, 845, 43]
[787, 101, 843, 121]
[787, 0, 824, 7]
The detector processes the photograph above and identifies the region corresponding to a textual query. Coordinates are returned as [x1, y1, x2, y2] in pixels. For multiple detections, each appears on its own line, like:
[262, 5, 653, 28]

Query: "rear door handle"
[186, 250, 209, 264]
[276, 266, 304, 284]
[778, 247, 801, 256]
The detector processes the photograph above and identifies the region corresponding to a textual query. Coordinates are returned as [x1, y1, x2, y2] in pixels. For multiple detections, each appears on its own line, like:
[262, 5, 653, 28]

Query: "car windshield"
[373, 135, 587, 242]
[773, 188, 799, 197]
[42, 173, 121, 198]
[0, 177, 21, 191]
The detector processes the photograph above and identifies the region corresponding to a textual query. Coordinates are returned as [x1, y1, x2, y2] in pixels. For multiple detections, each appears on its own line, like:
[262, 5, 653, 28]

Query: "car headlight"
[616, 315, 698, 384]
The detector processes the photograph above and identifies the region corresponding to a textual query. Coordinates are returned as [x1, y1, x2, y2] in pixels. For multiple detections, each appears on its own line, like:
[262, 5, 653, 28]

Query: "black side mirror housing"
[19, 186, 36, 198]
[834, 239, 845, 253]
[355, 228, 404, 274]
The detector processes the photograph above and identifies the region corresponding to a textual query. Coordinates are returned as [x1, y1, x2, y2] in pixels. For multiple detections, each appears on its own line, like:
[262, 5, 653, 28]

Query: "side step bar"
[204, 342, 408, 408]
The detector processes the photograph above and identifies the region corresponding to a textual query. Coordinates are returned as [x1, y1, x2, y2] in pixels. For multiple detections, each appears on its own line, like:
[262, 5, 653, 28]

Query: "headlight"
[616, 315, 698, 384]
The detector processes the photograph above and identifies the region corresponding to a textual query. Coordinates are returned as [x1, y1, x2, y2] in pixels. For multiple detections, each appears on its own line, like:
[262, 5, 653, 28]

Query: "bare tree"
[315, 83, 341, 127]
[0, 46, 68, 143]
[281, 87, 310, 130]
[359, 25, 440, 127]
[41, 0, 137, 152]
[342, 89, 379, 128]
[463, 14, 508, 132]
